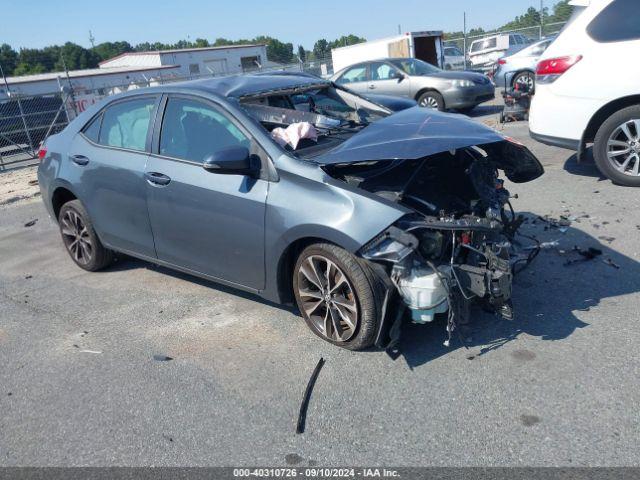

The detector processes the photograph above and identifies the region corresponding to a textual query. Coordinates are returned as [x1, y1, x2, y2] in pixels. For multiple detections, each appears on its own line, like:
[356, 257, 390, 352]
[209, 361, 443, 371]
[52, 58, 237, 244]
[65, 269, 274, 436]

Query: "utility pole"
[398, 24, 401, 35]
[463, 12, 467, 70]
[540, 0, 544, 39]
[89, 30, 96, 48]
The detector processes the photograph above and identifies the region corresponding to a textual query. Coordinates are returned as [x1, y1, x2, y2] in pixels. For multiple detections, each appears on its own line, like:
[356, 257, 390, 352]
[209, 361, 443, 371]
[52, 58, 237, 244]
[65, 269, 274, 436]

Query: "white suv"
[529, 0, 640, 186]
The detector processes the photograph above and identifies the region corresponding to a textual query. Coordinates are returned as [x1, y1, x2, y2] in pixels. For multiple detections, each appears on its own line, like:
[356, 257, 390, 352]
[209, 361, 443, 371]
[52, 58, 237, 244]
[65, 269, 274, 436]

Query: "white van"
[468, 33, 531, 70]
[529, 0, 640, 186]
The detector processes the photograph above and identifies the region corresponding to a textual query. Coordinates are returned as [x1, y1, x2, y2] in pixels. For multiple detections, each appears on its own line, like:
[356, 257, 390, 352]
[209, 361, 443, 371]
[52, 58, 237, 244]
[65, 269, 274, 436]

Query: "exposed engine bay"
[348, 148, 537, 349]
[240, 80, 544, 350]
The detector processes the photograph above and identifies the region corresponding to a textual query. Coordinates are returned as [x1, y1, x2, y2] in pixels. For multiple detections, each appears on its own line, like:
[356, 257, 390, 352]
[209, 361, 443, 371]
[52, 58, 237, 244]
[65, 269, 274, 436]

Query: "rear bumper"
[529, 130, 580, 151]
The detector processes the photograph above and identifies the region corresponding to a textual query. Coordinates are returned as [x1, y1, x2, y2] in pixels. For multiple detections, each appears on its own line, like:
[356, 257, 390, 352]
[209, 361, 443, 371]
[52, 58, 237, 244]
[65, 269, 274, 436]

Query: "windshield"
[445, 47, 463, 56]
[389, 58, 441, 76]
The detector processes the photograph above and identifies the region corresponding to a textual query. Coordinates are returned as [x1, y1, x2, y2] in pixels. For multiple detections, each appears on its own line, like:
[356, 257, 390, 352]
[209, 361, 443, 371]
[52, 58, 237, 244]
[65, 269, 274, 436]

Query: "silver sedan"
[331, 58, 495, 113]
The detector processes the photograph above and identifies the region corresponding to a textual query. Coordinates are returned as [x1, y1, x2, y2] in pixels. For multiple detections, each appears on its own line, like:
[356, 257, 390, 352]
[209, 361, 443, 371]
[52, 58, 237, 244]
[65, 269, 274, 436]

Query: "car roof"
[127, 73, 331, 99]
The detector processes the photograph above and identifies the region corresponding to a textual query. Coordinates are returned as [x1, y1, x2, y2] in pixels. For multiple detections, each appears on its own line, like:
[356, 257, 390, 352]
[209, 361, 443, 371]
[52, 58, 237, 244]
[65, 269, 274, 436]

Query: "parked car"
[331, 58, 494, 112]
[38, 73, 543, 350]
[529, 0, 640, 186]
[259, 70, 417, 112]
[443, 46, 466, 70]
[493, 36, 556, 91]
[469, 33, 531, 71]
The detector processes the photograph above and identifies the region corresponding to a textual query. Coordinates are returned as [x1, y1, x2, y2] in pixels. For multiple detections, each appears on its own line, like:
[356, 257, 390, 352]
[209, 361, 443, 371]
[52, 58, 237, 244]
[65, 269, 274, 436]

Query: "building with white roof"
[98, 44, 271, 77]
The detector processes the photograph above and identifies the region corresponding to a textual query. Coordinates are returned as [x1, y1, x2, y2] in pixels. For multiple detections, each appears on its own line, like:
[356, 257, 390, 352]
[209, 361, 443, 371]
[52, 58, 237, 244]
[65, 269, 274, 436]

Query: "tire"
[293, 243, 383, 350]
[417, 91, 445, 111]
[593, 105, 640, 187]
[512, 71, 535, 92]
[58, 200, 114, 271]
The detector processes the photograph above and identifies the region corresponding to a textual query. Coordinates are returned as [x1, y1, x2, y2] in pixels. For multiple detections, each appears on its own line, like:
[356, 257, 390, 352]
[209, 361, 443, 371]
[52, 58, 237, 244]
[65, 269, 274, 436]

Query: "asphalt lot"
[1, 103, 640, 467]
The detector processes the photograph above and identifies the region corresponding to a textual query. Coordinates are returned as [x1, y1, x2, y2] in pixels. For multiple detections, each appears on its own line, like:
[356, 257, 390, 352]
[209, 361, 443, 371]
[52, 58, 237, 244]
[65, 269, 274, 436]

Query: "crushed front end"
[324, 140, 544, 349]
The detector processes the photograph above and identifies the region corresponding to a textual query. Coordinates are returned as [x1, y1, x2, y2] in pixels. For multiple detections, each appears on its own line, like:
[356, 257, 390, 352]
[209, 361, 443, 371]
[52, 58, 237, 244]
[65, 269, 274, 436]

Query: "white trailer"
[331, 31, 445, 73]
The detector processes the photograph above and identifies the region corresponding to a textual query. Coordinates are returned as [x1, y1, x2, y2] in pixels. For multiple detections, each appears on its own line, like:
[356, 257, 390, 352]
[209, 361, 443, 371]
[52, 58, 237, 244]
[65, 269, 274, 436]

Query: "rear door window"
[587, 0, 640, 43]
[98, 97, 156, 151]
[159, 97, 250, 162]
[337, 65, 367, 84]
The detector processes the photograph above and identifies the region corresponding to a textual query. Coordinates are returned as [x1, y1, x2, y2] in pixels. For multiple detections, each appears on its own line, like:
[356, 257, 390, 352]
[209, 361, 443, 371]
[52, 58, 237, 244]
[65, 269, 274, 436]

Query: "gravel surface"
[1, 106, 639, 467]
[0, 166, 40, 206]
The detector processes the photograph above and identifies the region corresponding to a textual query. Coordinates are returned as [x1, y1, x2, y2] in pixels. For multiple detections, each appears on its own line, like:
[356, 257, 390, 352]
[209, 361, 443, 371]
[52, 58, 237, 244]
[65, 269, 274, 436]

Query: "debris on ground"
[79, 349, 102, 354]
[603, 258, 620, 269]
[153, 354, 173, 362]
[536, 215, 571, 233]
[23, 219, 38, 228]
[24, 274, 32, 279]
[563, 246, 603, 267]
[296, 357, 325, 434]
[524, 240, 559, 250]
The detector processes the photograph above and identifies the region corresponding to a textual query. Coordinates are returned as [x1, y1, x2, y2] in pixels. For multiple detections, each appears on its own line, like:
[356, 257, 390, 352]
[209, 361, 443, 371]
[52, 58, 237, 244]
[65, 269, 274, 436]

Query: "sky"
[2, 0, 546, 50]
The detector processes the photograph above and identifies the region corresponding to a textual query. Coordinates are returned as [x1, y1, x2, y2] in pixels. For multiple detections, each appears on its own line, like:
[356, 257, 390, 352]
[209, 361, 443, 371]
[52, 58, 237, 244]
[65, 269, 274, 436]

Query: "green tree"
[549, 0, 574, 23]
[328, 34, 366, 49]
[297, 45, 306, 62]
[92, 41, 133, 62]
[313, 39, 329, 60]
[12, 62, 46, 75]
[254, 35, 294, 63]
[53, 42, 100, 71]
[0, 44, 18, 75]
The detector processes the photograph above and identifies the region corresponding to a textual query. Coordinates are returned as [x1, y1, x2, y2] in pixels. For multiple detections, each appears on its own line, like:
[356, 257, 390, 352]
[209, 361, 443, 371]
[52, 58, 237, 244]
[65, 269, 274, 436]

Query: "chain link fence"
[444, 21, 567, 72]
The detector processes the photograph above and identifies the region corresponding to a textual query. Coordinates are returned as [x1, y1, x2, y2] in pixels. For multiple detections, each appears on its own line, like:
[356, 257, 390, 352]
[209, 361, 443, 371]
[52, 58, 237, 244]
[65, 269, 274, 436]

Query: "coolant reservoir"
[397, 266, 450, 323]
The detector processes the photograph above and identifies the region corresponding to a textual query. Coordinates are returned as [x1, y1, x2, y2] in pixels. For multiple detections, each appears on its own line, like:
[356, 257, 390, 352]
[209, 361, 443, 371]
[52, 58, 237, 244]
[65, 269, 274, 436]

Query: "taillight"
[37, 147, 47, 160]
[536, 55, 582, 84]
[498, 58, 507, 65]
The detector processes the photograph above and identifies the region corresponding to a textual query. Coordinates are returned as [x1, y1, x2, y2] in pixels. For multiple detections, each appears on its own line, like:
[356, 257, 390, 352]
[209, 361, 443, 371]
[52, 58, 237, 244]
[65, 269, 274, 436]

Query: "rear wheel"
[593, 105, 640, 187]
[293, 243, 382, 350]
[417, 91, 445, 111]
[58, 200, 114, 271]
[512, 71, 535, 92]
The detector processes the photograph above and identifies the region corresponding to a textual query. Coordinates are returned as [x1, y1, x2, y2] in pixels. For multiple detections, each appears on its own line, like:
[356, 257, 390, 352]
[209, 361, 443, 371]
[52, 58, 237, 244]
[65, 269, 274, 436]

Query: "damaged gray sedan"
[38, 73, 543, 350]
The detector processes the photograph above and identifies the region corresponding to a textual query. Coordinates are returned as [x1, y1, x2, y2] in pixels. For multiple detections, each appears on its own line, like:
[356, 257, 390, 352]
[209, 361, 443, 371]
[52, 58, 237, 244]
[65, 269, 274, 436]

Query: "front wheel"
[58, 200, 115, 271]
[293, 243, 382, 350]
[593, 105, 640, 187]
[417, 91, 445, 111]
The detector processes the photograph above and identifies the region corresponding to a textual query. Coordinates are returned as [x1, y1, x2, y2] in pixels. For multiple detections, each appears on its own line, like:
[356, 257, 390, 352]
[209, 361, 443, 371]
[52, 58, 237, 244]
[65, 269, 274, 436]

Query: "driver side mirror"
[202, 146, 258, 177]
[391, 71, 406, 82]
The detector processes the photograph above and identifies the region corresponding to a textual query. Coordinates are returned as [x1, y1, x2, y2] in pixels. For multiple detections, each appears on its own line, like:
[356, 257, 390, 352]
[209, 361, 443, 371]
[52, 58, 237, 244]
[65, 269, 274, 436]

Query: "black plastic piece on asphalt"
[296, 357, 325, 434]
[23, 219, 38, 228]
[153, 355, 173, 362]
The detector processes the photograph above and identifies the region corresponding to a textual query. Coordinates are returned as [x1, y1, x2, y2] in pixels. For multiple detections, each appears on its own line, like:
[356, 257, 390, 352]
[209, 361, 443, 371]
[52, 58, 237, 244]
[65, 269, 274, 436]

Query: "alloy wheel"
[61, 209, 93, 265]
[514, 72, 534, 90]
[606, 119, 640, 177]
[296, 255, 359, 342]
[420, 96, 439, 109]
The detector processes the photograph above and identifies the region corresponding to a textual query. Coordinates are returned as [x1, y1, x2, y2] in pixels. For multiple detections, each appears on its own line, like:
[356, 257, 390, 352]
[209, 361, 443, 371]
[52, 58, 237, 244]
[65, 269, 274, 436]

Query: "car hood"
[312, 107, 543, 183]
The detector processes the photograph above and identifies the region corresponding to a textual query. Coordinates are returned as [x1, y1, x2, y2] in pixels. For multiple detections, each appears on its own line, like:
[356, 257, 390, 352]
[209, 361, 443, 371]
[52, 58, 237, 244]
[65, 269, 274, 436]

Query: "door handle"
[145, 172, 171, 186]
[368, 84, 376, 89]
[70, 155, 89, 166]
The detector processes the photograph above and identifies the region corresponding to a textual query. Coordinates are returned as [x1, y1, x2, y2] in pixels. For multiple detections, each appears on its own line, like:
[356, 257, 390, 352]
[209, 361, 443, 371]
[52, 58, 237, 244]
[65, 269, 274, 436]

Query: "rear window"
[471, 37, 497, 53]
[587, 0, 640, 43]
